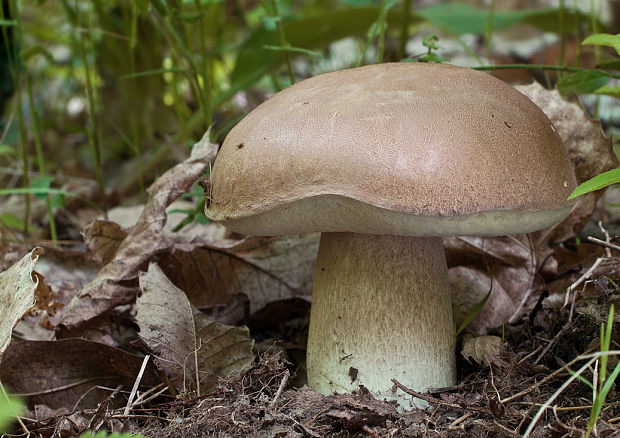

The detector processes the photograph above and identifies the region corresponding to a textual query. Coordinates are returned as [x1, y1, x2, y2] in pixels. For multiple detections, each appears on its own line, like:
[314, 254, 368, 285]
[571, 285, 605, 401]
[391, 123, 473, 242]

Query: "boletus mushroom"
[205, 63, 576, 409]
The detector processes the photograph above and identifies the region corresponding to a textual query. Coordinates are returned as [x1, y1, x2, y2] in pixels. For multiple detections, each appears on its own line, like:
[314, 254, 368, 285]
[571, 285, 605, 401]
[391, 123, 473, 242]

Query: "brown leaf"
[450, 266, 517, 335]
[161, 231, 318, 313]
[136, 262, 254, 394]
[58, 133, 218, 332]
[82, 220, 128, 265]
[460, 335, 505, 367]
[517, 82, 618, 185]
[0, 339, 160, 409]
[0, 247, 43, 363]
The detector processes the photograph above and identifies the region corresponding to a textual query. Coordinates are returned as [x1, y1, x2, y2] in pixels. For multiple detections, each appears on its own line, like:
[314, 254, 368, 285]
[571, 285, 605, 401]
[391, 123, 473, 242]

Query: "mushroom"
[205, 63, 576, 409]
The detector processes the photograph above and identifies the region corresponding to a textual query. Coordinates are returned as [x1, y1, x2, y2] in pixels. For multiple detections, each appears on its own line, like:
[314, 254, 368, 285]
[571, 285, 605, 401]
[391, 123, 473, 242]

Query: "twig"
[534, 320, 574, 365]
[518, 346, 542, 365]
[270, 369, 290, 407]
[448, 412, 473, 428]
[564, 257, 604, 307]
[587, 236, 620, 253]
[391, 379, 491, 414]
[500, 354, 584, 404]
[124, 354, 150, 416]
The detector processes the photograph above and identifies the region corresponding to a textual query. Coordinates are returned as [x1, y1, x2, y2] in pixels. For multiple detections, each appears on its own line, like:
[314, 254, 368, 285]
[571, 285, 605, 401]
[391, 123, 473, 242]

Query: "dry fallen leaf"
[58, 133, 218, 333]
[0, 338, 160, 409]
[517, 82, 618, 185]
[136, 262, 254, 394]
[460, 334, 505, 367]
[82, 220, 128, 265]
[450, 266, 517, 335]
[0, 247, 43, 363]
[162, 231, 318, 313]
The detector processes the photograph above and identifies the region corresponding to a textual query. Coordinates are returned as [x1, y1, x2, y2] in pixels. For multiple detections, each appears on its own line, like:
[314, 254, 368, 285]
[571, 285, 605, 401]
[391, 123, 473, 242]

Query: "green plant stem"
[474, 64, 620, 79]
[485, 0, 495, 62]
[376, 0, 388, 64]
[398, 0, 410, 60]
[195, 0, 213, 128]
[150, 1, 211, 129]
[2, 0, 29, 234]
[271, 0, 294, 84]
[25, 72, 57, 244]
[69, 0, 106, 211]
[558, 0, 566, 73]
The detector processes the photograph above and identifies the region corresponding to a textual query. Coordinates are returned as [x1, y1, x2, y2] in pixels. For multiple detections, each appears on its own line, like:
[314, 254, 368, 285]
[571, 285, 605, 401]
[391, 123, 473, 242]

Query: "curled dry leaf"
[460, 334, 505, 367]
[0, 339, 160, 410]
[136, 262, 254, 394]
[0, 247, 43, 363]
[58, 133, 218, 333]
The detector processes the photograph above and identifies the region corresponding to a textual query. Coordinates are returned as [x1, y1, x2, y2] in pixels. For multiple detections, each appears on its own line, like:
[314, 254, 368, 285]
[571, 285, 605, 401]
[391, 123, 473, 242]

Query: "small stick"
[588, 236, 620, 253]
[448, 412, 473, 428]
[270, 369, 290, 407]
[518, 346, 542, 365]
[564, 257, 604, 306]
[391, 379, 491, 414]
[124, 354, 150, 416]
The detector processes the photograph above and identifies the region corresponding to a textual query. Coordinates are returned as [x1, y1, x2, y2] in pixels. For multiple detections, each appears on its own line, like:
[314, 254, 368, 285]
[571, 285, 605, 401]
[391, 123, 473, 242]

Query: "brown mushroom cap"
[206, 63, 576, 236]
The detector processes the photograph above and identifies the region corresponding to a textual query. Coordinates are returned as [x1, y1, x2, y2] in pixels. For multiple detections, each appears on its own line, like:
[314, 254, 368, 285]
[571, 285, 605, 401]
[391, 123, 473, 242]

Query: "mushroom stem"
[307, 232, 456, 409]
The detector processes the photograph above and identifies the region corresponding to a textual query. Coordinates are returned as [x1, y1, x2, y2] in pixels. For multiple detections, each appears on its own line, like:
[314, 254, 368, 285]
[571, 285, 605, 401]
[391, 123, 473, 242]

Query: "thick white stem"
[307, 232, 456, 409]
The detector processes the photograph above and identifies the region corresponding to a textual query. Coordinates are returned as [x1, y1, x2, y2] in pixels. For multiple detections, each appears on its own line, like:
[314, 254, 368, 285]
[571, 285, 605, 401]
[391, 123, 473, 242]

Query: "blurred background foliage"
[0, 0, 618, 243]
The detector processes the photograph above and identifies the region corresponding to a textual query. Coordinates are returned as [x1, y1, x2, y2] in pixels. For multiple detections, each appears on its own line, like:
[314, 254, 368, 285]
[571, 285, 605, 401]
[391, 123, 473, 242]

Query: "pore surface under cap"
[206, 63, 576, 236]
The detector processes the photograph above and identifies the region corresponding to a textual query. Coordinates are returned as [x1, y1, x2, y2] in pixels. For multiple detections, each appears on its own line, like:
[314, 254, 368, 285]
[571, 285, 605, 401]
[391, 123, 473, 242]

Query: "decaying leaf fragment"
[136, 262, 254, 394]
[58, 133, 218, 332]
[0, 247, 43, 363]
[0, 339, 160, 410]
[461, 334, 505, 367]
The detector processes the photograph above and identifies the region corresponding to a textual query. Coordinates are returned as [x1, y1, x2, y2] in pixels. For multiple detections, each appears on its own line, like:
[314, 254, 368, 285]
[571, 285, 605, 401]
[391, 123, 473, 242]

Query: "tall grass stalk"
[398, 0, 410, 60]
[61, 0, 107, 211]
[149, 0, 212, 131]
[1, 1, 29, 234]
[485, 0, 495, 63]
[266, 0, 295, 84]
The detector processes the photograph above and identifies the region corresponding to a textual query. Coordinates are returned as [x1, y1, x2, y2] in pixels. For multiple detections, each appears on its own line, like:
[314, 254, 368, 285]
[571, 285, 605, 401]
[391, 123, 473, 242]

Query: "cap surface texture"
[206, 63, 576, 236]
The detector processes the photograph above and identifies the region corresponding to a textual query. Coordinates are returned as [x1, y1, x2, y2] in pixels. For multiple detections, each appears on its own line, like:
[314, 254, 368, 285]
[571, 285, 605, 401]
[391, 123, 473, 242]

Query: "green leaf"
[30, 176, 53, 200]
[568, 168, 620, 200]
[0, 394, 23, 432]
[0, 145, 16, 157]
[231, 7, 417, 90]
[583, 33, 620, 55]
[556, 70, 610, 96]
[593, 85, 620, 99]
[418, 3, 526, 35]
[0, 213, 28, 231]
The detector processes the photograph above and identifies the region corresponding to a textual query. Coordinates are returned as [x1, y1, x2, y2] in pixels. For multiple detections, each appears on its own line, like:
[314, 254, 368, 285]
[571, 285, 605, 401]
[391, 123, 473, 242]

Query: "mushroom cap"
[206, 63, 576, 237]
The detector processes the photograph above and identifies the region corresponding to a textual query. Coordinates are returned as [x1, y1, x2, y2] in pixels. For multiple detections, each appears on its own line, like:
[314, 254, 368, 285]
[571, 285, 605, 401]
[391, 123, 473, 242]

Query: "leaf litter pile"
[1, 88, 620, 437]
